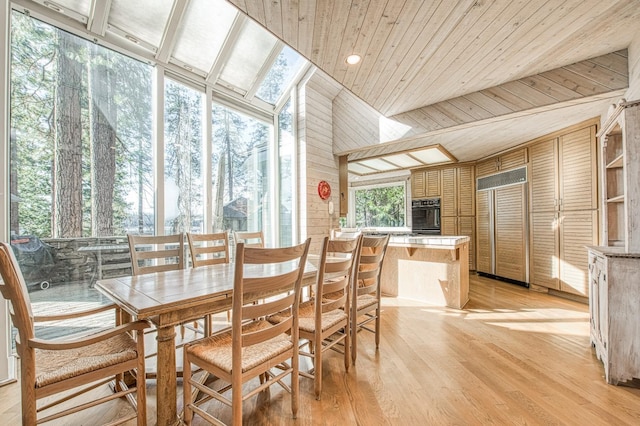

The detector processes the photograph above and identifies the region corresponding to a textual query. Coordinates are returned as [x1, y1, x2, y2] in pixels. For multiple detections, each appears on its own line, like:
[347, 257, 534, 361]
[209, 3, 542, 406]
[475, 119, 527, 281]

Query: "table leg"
[156, 324, 178, 425]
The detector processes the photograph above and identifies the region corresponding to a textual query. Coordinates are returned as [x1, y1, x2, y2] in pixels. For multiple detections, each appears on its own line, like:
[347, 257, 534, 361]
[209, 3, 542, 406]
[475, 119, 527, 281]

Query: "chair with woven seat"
[0, 242, 150, 425]
[351, 234, 390, 365]
[232, 230, 264, 248]
[270, 235, 361, 400]
[183, 238, 311, 425]
[187, 231, 231, 327]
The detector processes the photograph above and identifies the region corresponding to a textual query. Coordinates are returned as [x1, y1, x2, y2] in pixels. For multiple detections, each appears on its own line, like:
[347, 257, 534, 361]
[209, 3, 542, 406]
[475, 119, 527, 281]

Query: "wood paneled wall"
[298, 70, 342, 253]
[627, 30, 640, 100]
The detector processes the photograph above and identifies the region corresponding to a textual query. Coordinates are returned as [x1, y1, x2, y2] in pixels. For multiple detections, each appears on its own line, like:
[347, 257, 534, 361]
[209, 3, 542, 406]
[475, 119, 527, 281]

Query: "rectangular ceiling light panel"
[348, 163, 378, 175]
[219, 19, 278, 92]
[383, 153, 423, 168]
[357, 158, 399, 172]
[411, 147, 452, 164]
[110, 0, 174, 47]
[173, 0, 237, 72]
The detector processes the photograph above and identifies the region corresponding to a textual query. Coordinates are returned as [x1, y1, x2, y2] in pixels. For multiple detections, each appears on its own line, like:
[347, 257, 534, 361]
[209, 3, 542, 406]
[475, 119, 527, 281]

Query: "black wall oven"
[411, 198, 441, 234]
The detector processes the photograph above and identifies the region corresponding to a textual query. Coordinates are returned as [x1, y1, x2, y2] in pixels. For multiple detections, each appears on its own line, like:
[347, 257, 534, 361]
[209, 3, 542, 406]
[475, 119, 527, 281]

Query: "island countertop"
[388, 235, 470, 249]
[380, 236, 470, 309]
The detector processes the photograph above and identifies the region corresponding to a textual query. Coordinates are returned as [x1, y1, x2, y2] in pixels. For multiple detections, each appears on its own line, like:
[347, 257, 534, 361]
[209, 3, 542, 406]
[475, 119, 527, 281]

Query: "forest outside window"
[349, 182, 408, 229]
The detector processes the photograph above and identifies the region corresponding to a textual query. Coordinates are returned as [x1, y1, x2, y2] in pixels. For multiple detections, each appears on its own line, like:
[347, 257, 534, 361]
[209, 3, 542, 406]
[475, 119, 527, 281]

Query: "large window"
[351, 183, 407, 228]
[164, 79, 203, 234]
[10, 12, 153, 240]
[211, 104, 273, 243]
[7, 10, 298, 308]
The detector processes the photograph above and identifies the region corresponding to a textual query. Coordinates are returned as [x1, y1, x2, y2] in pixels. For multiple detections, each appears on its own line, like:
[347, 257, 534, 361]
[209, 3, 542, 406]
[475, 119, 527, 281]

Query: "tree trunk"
[89, 45, 117, 237]
[53, 31, 83, 238]
[9, 129, 19, 235]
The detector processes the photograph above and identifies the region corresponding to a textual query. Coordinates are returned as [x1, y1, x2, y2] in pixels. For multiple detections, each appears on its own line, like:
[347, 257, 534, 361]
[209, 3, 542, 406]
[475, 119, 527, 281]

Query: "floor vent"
[476, 166, 527, 191]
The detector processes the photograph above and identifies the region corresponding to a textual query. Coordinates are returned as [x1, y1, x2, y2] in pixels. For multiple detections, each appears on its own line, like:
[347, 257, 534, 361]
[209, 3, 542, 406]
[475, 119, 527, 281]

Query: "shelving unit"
[589, 98, 640, 386]
[599, 99, 640, 250]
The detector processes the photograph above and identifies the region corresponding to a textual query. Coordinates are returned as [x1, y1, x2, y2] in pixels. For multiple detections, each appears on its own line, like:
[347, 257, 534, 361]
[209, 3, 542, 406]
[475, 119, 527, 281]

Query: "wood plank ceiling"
[228, 0, 640, 166]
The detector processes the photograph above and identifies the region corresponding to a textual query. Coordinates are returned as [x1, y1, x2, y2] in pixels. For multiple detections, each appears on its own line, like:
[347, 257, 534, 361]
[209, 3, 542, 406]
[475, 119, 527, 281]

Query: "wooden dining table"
[95, 260, 318, 425]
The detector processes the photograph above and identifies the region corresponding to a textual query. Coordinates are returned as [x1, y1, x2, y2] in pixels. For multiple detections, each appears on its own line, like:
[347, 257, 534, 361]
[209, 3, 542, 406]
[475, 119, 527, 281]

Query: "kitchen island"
[380, 235, 470, 309]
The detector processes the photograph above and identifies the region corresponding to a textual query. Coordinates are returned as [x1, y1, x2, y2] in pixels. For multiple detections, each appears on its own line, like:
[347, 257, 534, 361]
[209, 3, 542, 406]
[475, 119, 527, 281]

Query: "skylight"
[256, 46, 307, 104]
[22, 0, 308, 111]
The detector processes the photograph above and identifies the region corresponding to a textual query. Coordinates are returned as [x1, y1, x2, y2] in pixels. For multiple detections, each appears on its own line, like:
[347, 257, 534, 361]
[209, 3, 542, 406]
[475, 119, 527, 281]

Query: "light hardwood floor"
[1, 274, 639, 425]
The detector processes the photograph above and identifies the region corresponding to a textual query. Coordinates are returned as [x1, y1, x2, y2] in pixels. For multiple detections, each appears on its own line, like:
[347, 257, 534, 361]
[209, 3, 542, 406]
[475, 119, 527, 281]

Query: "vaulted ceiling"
[228, 0, 639, 166]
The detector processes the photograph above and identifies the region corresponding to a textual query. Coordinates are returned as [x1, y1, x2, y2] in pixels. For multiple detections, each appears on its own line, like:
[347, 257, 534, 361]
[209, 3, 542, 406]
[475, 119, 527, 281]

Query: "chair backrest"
[0, 242, 35, 355]
[232, 239, 311, 354]
[127, 234, 185, 276]
[356, 234, 390, 297]
[187, 232, 230, 267]
[233, 231, 265, 248]
[315, 235, 362, 317]
[330, 228, 361, 240]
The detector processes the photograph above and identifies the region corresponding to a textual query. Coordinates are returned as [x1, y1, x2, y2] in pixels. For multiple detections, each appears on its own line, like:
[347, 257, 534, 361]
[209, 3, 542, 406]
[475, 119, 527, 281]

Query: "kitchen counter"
[381, 235, 470, 309]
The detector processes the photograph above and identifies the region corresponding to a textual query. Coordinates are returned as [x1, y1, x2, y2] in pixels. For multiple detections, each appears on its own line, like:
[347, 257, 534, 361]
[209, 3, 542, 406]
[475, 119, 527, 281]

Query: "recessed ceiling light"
[345, 54, 361, 65]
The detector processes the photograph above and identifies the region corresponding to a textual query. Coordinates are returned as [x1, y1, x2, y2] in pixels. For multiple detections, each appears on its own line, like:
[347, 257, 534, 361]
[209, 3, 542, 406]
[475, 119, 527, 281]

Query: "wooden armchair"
[187, 231, 231, 327]
[270, 235, 362, 399]
[351, 234, 390, 365]
[183, 238, 311, 425]
[0, 242, 149, 425]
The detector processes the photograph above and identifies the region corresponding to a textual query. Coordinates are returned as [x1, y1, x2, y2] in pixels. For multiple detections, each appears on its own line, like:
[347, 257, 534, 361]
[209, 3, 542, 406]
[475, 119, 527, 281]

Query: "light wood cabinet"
[411, 169, 441, 199]
[600, 100, 640, 251]
[588, 248, 640, 385]
[476, 148, 527, 177]
[441, 164, 475, 269]
[528, 124, 598, 296]
[441, 165, 474, 216]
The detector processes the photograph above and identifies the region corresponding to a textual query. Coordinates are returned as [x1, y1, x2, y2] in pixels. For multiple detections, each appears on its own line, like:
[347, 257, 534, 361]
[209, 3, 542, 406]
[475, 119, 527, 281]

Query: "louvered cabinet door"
[494, 185, 527, 282]
[529, 212, 560, 289]
[476, 158, 498, 177]
[559, 126, 597, 211]
[411, 171, 426, 198]
[559, 210, 597, 296]
[457, 165, 475, 216]
[499, 148, 527, 171]
[458, 216, 476, 270]
[441, 216, 457, 236]
[529, 138, 558, 213]
[425, 169, 441, 197]
[476, 190, 492, 274]
[441, 168, 457, 217]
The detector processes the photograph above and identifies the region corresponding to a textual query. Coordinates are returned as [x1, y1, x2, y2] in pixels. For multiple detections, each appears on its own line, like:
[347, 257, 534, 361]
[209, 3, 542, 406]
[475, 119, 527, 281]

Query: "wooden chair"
[270, 235, 361, 400]
[183, 238, 311, 425]
[127, 233, 185, 275]
[233, 230, 265, 248]
[187, 231, 231, 327]
[351, 234, 390, 365]
[0, 242, 149, 425]
[127, 233, 195, 339]
[187, 231, 230, 268]
[330, 228, 361, 239]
